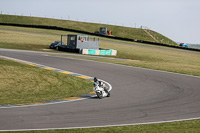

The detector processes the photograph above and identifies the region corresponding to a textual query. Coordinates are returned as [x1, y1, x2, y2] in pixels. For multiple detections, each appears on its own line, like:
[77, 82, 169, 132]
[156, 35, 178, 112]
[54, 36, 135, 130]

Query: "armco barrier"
[0, 22, 199, 52]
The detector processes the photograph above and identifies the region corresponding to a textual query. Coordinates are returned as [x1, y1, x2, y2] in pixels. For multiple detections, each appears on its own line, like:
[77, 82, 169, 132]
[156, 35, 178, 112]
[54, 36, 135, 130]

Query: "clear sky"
[0, 0, 200, 44]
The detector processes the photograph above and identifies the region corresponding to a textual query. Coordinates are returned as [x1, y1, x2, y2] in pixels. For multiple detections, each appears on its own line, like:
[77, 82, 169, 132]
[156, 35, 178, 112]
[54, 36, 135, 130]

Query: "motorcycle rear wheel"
[107, 91, 110, 97]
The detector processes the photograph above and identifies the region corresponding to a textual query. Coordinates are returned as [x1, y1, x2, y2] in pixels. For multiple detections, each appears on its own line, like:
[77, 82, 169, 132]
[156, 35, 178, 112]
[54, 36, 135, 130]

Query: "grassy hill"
[0, 14, 177, 45]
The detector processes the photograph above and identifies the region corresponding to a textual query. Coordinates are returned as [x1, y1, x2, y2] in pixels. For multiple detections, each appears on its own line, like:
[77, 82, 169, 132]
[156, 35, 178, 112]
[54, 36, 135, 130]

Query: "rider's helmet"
[94, 77, 97, 82]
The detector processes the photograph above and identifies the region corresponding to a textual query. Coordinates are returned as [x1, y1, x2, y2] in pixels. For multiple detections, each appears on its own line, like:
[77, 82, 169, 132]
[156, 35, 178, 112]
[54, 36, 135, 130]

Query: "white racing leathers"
[93, 81, 110, 99]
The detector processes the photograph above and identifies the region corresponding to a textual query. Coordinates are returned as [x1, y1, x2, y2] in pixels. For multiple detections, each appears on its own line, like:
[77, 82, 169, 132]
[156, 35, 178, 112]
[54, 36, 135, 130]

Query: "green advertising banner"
[105, 49, 112, 55]
[100, 50, 106, 55]
[88, 49, 96, 55]
[87, 49, 113, 55]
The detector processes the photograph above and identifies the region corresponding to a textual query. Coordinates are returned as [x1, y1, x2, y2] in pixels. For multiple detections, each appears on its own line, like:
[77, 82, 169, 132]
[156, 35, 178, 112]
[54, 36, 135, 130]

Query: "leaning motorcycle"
[93, 85, 110, 99]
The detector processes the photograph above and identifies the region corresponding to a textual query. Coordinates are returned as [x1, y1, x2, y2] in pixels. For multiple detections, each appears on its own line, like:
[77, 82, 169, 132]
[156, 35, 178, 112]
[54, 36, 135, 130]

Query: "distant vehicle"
[183, 43, 188, 48]
[99, 27, 112, 36]
[49, 41, 61, 49]
[55, 42, 67, 51]
[179, 43, 188, 48]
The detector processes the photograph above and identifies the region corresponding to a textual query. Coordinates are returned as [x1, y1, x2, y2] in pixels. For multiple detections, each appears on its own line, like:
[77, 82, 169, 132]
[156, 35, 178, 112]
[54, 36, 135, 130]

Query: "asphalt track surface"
[0, 49, 200, 131]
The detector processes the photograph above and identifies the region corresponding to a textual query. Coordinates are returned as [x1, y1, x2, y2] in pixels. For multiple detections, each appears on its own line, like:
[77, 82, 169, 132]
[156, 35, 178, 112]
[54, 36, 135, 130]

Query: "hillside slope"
[0, 14, 177, 45]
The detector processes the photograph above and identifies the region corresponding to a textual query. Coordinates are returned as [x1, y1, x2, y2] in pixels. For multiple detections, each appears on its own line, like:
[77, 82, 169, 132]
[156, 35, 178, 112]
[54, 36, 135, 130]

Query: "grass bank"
[0, 58, 93, 105]
[0, 14, 177, 45]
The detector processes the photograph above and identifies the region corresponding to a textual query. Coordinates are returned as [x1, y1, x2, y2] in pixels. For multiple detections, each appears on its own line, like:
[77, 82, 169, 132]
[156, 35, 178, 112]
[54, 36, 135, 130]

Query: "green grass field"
[0, 58, 93, 105]
[0, 14, 177, 45]
[0, 28, 60, 51]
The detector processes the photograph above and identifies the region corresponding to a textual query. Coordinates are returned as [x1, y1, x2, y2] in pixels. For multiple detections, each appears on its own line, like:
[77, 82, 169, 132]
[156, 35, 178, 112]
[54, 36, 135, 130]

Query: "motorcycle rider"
[94, 77, 108, 93]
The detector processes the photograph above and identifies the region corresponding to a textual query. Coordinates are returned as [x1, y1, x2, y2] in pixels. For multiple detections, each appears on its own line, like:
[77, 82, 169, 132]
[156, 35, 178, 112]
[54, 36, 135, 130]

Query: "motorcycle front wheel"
[96, 92, 103, 99]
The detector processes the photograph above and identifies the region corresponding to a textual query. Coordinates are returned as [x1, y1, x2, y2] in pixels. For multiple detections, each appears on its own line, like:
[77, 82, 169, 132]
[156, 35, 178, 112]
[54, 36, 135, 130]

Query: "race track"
[0, 49, 200, 131]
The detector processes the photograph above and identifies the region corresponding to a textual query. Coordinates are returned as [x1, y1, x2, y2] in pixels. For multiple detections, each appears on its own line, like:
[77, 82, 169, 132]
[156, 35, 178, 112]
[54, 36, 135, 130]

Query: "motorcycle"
[93, 84, 110, 99]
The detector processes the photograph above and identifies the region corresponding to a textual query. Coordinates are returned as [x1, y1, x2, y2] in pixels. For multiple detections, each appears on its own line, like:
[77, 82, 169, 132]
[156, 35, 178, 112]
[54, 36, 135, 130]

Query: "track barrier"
[81, 49, 117, 56]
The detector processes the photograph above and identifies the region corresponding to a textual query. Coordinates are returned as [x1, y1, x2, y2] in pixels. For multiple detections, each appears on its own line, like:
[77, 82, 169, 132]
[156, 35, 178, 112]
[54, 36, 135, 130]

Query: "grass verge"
[0, 58, 93, 105]
[3, 119, 200, 133]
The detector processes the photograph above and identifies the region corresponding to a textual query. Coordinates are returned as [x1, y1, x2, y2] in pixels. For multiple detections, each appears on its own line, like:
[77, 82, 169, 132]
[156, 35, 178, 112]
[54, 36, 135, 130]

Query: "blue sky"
[0, 0, 200, 44]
